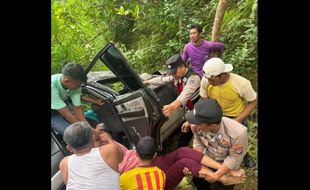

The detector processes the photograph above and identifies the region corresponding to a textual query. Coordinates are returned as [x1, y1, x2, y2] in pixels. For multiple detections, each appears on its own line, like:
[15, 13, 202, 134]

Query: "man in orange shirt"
[120, 136, 166, 190]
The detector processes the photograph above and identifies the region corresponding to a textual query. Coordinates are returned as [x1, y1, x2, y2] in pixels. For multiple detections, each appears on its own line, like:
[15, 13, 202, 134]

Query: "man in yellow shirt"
[199, 57, 257, 170]
[120, 136, 166, 190]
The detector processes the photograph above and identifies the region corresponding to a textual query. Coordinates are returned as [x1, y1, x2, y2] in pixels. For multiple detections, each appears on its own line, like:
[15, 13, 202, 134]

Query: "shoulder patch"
[230, 144, 243, 157]
[188, 79, 195, 84]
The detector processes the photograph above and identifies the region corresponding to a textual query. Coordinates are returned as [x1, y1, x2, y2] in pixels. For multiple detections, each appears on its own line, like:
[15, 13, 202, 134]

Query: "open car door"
[84, 42, 166, 150]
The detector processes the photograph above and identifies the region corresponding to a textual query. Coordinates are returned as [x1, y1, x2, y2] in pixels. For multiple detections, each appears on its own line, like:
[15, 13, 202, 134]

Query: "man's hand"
[181, 121, 190, 133]
[162, 104, 176, 117]
[94, 123, 113, 146]
[82, 96, 105, 105]
[199, 170, 219, 183]
[143, 80, 150, 85]
[228, 169, 245, 177]
[234, 117, 243, 124]
[162, 100, 181, 117]
[183, 167, 192, 176]
[95, 99, 105, 105]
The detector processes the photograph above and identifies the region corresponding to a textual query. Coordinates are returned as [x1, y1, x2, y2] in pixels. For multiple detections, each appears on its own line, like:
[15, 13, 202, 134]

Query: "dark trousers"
[192, 176, 234, 190]
[177, 129, 193, 147]
[152, 147, 204, 189]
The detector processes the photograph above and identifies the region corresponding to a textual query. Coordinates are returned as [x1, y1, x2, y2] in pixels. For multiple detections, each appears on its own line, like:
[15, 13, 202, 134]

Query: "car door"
[85, 42, 166, 150]
[51, 131, 69, 190]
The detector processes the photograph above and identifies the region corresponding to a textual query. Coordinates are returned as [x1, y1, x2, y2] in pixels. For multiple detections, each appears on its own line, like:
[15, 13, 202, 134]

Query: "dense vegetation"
[52, 0, 257, 189]
[52, 0, 257, 86]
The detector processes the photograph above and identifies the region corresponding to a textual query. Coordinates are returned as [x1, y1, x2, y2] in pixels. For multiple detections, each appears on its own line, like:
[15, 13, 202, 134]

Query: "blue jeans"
[51, 114, 70, 136]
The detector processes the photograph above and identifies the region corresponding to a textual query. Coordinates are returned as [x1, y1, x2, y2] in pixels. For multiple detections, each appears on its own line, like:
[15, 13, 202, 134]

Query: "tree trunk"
[211, 0, 228, 57]
[177, 0, 182, 44]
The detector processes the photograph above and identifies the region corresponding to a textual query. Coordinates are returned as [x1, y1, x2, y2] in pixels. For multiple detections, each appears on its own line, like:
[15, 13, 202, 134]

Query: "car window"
[87, 67, 127, 95]
[86, 43, 144, 94]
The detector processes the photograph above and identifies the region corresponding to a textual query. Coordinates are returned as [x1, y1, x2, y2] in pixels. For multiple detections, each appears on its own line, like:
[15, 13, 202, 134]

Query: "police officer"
[143, 54, 201, 116]
[143, 54, 201, 147]
[184, 98, 248, 190]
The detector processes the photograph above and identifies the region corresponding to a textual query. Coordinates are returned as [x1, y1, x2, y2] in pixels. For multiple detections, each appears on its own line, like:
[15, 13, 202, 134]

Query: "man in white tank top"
[59, 121, 123, 190]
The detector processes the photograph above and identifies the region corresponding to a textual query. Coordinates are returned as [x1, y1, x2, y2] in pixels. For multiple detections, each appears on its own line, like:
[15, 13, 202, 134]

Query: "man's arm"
[96, 123, 124, 169]
[209, 41, 225, 53]
[177, 75, 201, 105]
[57, 107, 80, 124]
[204, 127, 248, 183]
[235, 99, 257, 123]
[143, 75, 174, 86]
[199, 77, 209, 98]
[162, 99, 182, 117]
[205, 135, 247, 182]
[72, 106, 88, 122]
[82, 95, 105, 105]
[163, 75, 200, 116]
[235, 78, 257, 123]
[59, 157, 69, 185]
[200, 154, 222, 170]
[223, 130, 248, 170]
[181, 44, 189, 62]
[207, 162, 231, 182]
[99, 143, 123, 173]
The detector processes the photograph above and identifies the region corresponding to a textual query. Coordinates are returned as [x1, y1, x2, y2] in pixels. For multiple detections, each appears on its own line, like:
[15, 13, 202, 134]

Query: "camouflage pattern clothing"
[193, 117, 248, 170]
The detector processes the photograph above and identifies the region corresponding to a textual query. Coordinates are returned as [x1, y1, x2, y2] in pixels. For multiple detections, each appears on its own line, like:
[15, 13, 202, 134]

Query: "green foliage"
[51, 0, 114, 73]
[221, 0, 258, 89]
[247, 109, 258, 160]
[52, 0, 257, 82]
[52, 1, 257, 188]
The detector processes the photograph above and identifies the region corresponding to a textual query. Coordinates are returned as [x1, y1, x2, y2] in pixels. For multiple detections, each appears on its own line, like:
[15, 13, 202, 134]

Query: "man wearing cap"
[51, 63, 89, 135]
[182, 23, 225, 77]
[200, 57, 257, 124]
[199, 57, 257, 168]
[143, 54, 201, 147]
[185, 98, 248, 190]
[143, 54, 201, 117]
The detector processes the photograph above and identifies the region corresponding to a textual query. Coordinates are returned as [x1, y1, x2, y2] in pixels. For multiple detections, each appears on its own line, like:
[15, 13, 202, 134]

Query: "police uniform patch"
[217, 133, 223, 140]
[188, 79, 195, 84]
[220, 139, 231, 147]
[230, 144, 243, 157]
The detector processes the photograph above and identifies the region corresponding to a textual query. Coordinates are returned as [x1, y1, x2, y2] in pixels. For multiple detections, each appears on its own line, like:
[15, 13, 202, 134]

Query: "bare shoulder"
[59, 156, 69, 169]
[99, 143, 123, 171]
[99, 143, 121, 156]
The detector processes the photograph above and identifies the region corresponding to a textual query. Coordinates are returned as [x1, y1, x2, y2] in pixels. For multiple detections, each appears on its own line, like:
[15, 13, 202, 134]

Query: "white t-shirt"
[67, 147, 120, 190]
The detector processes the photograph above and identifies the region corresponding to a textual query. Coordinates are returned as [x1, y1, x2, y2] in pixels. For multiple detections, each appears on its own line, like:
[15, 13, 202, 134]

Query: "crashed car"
[51, 42, 198, 190]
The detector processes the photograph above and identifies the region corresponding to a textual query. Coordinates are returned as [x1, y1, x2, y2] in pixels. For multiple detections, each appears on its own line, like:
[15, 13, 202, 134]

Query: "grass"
[231, 109, 258, 190]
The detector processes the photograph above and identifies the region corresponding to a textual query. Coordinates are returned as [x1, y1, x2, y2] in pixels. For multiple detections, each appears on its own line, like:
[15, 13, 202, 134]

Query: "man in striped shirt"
[120, 136, 166, 190]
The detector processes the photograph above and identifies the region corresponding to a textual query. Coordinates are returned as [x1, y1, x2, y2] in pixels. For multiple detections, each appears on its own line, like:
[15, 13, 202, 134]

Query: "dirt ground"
[233, 168, 257, 190]
[176, 169, 257, 190]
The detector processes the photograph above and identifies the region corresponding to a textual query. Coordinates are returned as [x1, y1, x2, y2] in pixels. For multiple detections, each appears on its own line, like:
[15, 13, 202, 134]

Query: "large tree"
[211, 0, 227, 57]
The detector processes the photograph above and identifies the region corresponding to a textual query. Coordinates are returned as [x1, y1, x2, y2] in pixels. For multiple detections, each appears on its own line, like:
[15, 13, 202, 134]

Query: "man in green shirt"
[51, 63, 88, 135]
